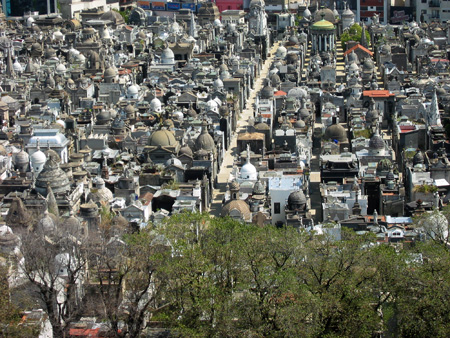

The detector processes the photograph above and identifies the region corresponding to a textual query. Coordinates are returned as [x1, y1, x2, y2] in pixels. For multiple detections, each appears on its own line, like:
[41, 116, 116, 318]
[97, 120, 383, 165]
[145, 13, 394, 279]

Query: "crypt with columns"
[310, 14, 336, 54]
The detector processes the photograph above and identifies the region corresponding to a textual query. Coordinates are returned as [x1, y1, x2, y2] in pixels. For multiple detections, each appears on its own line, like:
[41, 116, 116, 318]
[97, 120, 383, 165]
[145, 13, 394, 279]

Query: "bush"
[414, 184, 438, 194]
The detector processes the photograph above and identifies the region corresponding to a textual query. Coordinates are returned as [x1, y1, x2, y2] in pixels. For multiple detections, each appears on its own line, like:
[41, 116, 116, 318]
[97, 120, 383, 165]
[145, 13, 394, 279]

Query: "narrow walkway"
[210, 41, 281, 217]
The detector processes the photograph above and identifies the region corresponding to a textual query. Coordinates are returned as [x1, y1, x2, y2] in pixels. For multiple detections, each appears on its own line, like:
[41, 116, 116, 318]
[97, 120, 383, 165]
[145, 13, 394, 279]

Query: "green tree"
[341, 23, 371, 50]
[394, 242, 450, 338]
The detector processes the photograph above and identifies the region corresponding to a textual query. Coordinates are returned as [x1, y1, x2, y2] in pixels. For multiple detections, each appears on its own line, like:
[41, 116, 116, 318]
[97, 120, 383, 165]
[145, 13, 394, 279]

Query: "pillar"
[357, 0, 360, 22]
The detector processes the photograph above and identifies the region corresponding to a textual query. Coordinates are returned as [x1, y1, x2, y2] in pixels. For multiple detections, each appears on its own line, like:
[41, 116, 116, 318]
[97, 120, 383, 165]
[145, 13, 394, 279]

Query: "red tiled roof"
[431, 58, 449, 63]
[274, 90, 287, 96]
[363, 90, 395, 98]
[343, 44, 374, 57]
[69, 328, 100, 337]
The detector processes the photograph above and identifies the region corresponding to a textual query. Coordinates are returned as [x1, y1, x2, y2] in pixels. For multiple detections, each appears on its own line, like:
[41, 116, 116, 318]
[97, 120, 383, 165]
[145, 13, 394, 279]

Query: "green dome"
[311, 19, 335, 30]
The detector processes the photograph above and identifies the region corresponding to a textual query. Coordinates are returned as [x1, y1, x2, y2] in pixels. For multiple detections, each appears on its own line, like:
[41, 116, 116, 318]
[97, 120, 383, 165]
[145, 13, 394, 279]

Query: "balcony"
[429, 1, 440, 7]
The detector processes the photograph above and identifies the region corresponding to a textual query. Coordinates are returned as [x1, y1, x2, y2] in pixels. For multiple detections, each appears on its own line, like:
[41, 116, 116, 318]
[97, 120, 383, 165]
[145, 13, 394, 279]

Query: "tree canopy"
[341, 23, 371, 50]
[4, 212, 450, 337]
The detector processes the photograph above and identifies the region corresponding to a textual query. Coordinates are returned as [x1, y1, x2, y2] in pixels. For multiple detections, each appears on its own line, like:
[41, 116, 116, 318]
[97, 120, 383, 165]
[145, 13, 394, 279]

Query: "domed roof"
[299, 108, 310, 119]
[111, 116, 125, 129]
[386, 170, 395, 181]
[286, 53, 298, 64]
[241, 161, 257, 179]
[288, 190, 306, 209]
[230, 180, 240, 191]
[179, 144, 193, 157]
[127, 84, 139, 96]
[125, 104, 135, 115]
[221, 199, 251, 219]
[44, 148, 61, 163]
[206, 99, 219, 112]
[15, 150, 29, 164]
[343, 5, 355, 17]
[104, 66, 117, 78]
[324, 123, 347, 142]
[26, 16, 35, 26]
[250, 0, 265, 7]
[67, 78, 75, 87]
[76, 53, 85, 63]
[413, 150, 424, 165]
[365, 110, 378, 123]
[97, 109, 110, 124]
[276, 45, 287, 58]
[363, 58, 374, 70]
[195, 149, 209, 159]
[255, 122, 270, 130]
[31, 149, 47, 165]
[56, 63, 66, 74]
[187, 107, 197, 118]
[288, 35, 299, 45]
[253, 180, 265, 195]
[150, 97, 162, 111]
[219, 62, 228, 72]
[31, 42, 42, 53]
[44, 47, 57, 59]
[165, 157, 183, 167]
[36, 210, 58, 233]
[312, 19, 335, 30]
[270, 73, 281, 87]
[89, 50, 100, 63]
[148, 129, 177, 147]
[13, 59, 22, 73]
[294, 120, 306, 128]
[288, 87, 307, 98]
[161, 46, 174, 64]
[369, 130, 384, 150]
[240, 150, 258, 180]
[163, 119, 174, 129]
[45, 75, 56, 88]
[349, 62, 360, 72]
[87, 181, 113, 204]
[62, 213, 82, 234]
[303, 7, 312, 18]
[195, 124, 215, 151]
[213, 78, 224, 90]
[100, 10, 125, 25]
[436, 87, 446, 96]
[314, 8, 336, 23]
[35, 157, 70, 196]
[348, 50, 359, 63]
[260, 82, 274, 99]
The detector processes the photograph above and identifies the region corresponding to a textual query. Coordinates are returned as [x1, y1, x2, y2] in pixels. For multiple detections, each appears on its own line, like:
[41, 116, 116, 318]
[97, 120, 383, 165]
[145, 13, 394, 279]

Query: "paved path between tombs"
[209, 41, 281, 217]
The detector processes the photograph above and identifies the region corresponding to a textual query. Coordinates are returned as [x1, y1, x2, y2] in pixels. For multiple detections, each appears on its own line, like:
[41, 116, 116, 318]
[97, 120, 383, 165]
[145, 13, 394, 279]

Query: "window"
[274, 202, 280, 214]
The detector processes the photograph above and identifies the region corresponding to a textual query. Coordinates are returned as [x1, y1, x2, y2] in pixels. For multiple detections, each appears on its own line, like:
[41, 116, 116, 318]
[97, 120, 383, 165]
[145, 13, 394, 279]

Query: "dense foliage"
[154, 213, 450, 338]
[5, 212, 450, 337]
[341, 23, 371, 51]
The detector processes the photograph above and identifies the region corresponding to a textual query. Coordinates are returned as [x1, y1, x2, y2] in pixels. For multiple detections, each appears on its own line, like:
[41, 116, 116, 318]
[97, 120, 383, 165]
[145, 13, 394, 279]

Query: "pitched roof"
[363, 90, 395, 98]
[344, 44, 374, 57]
